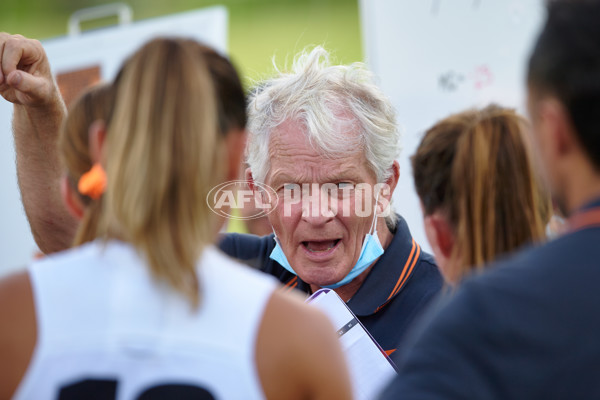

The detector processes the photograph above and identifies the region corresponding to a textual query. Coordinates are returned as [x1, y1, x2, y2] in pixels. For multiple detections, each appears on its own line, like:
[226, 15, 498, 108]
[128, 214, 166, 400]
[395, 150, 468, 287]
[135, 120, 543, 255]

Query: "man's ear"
[377, 160, 400, 215]
[88, 120, 107, 164]
[245, 167, 256, 191]
[538, 98, 577, 160]
[60, 176, 84, 220]
[225, 129, 248, 182]
[245, 167, 269, 209]
[385, 160, 400, 195]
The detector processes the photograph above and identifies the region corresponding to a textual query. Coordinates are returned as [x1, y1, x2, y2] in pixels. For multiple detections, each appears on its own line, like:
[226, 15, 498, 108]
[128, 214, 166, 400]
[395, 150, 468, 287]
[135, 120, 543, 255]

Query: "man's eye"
[337, 182, 354, 190]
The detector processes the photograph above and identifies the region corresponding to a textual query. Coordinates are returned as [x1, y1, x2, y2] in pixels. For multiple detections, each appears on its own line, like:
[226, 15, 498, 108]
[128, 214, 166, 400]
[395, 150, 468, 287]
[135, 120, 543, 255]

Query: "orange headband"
[78, 163, 107, 200]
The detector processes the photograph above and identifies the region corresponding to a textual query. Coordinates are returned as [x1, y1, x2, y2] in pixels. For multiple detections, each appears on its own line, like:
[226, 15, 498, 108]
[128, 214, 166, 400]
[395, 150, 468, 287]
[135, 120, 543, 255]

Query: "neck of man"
[310, 220, 394, 302]
[563, 159, 600, 215]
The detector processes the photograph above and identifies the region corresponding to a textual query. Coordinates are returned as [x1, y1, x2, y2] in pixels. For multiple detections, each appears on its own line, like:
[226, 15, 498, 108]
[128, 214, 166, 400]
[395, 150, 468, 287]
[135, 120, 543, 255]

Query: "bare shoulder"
[256, 289, 353, 400]
[0, 269, 36, 329]
[0, 270, 37, 398]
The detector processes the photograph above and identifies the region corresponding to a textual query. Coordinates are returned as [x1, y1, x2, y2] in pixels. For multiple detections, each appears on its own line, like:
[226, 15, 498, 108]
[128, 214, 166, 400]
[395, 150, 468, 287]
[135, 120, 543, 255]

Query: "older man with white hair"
[220, 47, 442, 355]
[1, 35, 442, 356]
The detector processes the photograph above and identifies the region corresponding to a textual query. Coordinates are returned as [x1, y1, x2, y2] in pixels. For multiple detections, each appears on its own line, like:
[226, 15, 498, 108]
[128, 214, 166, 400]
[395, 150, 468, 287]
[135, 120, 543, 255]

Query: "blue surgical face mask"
[269, 194, 384, 289]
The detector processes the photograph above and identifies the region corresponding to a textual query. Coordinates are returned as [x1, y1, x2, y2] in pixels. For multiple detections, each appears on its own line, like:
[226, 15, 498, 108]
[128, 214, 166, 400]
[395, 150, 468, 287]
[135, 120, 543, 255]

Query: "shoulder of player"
[0, 270, 36, 399]
[0, 269, 36, 335]
[256, 290, 352, 399]
[260, 289, 337, 356]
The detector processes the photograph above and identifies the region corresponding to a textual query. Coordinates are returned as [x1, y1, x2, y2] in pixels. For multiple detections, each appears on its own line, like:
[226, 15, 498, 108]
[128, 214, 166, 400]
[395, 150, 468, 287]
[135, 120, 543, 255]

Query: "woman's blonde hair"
[412, 105, 550, 283]
[60, 38, 224, 307]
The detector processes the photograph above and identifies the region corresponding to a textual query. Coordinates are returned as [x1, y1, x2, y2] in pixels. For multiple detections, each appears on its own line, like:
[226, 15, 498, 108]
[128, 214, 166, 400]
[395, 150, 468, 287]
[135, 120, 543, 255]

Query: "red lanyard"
[568, 207, 600, 233]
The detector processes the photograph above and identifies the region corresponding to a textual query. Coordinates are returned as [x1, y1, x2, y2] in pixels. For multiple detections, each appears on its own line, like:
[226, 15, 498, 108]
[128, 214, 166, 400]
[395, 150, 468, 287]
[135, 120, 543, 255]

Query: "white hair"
[247, 46, 401, 228]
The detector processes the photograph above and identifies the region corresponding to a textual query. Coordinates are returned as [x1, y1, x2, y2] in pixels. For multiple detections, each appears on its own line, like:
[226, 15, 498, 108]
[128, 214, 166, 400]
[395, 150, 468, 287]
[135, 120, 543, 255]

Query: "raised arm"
[0, 33, 77, 253]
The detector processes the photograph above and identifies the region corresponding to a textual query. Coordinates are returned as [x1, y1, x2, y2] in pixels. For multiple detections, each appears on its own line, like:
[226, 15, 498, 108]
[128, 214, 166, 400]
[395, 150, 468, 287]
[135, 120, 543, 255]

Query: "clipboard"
[308, 288, 397, 400]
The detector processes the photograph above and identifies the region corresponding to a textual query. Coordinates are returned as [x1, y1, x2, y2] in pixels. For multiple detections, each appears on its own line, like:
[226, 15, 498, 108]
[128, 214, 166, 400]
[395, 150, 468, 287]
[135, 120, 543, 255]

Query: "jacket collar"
[346, 215, 422, 316]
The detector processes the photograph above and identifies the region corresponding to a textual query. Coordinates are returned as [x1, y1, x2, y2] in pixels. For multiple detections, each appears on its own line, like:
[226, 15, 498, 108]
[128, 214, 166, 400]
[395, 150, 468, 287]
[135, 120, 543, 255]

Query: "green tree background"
[1, 0, 363, 86]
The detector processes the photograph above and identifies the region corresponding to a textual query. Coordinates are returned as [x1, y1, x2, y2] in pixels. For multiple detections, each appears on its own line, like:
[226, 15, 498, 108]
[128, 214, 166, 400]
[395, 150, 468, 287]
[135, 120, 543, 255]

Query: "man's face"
[264, 119, 380, 287]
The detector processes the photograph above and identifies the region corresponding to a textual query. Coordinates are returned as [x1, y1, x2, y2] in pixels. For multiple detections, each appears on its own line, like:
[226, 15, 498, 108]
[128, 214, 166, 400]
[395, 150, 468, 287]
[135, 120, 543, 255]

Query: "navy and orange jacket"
[219, 215, 443, 356]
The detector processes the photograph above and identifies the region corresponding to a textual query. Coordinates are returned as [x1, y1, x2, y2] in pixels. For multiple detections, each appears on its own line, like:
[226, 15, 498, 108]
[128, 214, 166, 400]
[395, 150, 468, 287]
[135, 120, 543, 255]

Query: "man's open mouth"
[302, 239, 341, 253]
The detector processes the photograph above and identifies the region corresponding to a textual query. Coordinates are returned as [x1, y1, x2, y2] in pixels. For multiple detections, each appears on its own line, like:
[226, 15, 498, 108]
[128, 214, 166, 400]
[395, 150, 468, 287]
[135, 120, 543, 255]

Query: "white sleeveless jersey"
[14, 240, 277, 400]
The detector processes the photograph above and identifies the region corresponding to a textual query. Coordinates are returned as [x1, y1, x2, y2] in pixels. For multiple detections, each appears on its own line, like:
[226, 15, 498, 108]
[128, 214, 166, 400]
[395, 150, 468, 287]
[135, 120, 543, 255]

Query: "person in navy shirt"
[220, 215, 441, 356]
[380, 1, 600, 398]
[221, 47, 442, 356]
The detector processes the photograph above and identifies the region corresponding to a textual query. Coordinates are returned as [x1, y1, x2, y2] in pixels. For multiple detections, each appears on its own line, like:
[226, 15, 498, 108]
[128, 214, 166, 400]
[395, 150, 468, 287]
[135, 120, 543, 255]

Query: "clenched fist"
[0, 33, 59, 107]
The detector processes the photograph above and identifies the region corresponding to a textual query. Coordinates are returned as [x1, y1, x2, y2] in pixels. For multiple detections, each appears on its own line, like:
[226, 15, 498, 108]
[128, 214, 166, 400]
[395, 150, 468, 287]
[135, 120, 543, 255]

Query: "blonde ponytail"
[98, 38, 225, 307]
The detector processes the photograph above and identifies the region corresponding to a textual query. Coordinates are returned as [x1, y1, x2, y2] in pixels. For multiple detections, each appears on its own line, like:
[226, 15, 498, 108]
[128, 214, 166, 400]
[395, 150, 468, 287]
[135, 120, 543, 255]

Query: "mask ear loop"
[369, 191, 381, 236]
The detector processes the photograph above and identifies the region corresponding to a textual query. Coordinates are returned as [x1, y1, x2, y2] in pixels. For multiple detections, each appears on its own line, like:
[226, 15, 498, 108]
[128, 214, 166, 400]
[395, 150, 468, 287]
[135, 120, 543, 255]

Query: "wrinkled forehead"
[266, 117, 374, 183]
[271, 107, 363, 152]
[269, 116, 363, 158]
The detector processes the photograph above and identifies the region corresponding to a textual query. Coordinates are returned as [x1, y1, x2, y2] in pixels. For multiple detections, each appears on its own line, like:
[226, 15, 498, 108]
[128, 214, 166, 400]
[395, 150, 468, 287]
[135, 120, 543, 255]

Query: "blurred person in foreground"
[412, 105, 549, 286]
[0, 38, 351, 399]
[380, 1, 600, 398]
[0, 36, 443, 357]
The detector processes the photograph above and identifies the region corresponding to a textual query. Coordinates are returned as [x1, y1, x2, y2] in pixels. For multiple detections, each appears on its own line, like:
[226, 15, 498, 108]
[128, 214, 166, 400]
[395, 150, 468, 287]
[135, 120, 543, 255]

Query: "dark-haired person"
[380, 1, 600, 398]
[412, 105, 549, 286]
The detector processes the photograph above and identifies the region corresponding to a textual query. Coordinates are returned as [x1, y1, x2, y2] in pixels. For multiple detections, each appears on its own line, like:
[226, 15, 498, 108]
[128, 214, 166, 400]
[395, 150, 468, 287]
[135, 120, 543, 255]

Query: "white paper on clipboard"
[307, 288, 397, 400]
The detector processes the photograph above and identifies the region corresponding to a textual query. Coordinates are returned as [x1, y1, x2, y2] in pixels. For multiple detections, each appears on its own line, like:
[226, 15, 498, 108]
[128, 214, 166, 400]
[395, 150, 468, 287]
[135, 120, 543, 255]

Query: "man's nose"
[301, 185, 336, 225]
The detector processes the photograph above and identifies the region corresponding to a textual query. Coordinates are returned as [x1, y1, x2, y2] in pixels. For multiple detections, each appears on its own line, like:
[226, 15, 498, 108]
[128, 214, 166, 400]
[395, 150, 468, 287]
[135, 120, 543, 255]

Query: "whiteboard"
[360, 0, 545, 253]
[0, 6, 227, 276]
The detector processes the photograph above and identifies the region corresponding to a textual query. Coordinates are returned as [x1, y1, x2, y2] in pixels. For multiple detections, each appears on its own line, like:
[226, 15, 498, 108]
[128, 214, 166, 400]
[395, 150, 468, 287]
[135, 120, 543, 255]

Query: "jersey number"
[58, 379, 215, 399]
